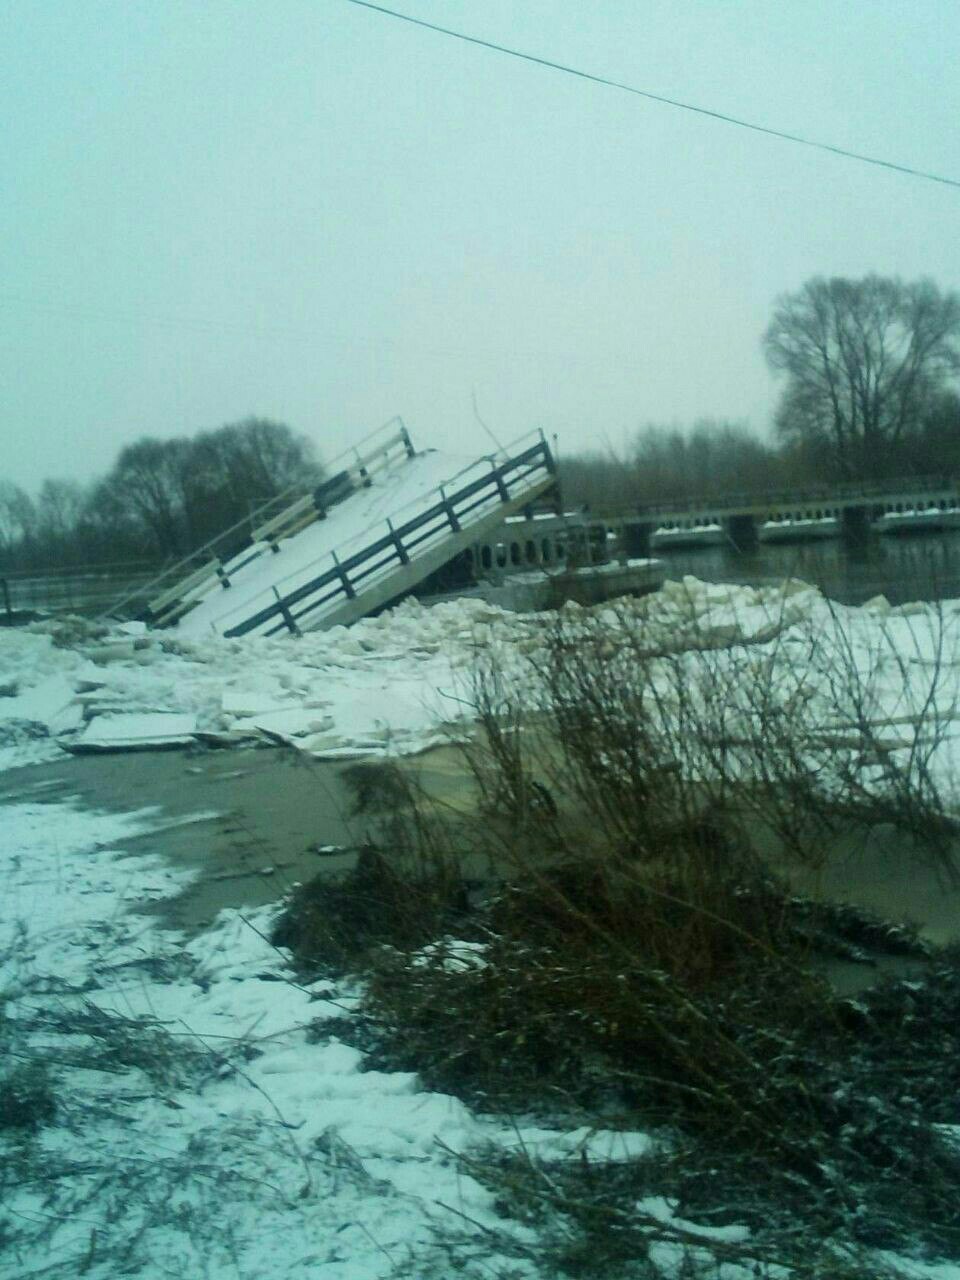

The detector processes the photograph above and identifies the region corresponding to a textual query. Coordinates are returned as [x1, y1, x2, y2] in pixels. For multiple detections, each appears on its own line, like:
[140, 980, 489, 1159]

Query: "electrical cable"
[342, 0, 960, 191]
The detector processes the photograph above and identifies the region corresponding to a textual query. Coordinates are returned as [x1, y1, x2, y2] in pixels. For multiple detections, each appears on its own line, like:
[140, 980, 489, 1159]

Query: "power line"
[342, 0, 960, 191]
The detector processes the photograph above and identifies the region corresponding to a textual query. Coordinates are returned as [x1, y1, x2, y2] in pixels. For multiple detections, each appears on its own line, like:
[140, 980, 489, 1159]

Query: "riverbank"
[4, 577, 960, 1277]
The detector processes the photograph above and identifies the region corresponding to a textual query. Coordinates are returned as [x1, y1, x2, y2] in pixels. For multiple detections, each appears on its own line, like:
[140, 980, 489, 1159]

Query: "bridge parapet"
[602, 476, 960, 554]
[628, 475, 958, 522]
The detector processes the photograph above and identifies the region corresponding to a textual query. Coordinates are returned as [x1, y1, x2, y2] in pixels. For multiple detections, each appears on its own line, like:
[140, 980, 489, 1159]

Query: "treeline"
[561, 273, 960, 510]
[0, 418, 322, 573]
[560, 421, 787, 510]
[559, 395, 960, 512]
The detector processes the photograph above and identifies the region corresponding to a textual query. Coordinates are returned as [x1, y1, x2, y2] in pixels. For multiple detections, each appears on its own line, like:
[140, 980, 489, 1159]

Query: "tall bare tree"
[91, 419, 323, 558]
[764, 275, 960, 480]
[0, 481, 36, 560]
[95, 438, 194, 558]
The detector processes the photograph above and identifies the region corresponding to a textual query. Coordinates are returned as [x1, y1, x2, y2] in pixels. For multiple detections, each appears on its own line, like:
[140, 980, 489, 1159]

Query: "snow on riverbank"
[3, 793, 629, 1277]
[4, 791, 774, 1278]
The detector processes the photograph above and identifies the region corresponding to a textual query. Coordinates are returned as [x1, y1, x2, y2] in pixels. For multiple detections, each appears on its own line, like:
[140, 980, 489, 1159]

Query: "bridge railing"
[629, 475, 957, 519]
[212, 431, 555, 638]
[99, 416, 412, 622]
[1, 558, 167, 622]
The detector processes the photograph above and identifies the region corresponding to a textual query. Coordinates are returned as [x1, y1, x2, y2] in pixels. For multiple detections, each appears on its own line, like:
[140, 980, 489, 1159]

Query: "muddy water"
[784, 824, 960, 948]
[0, 746, 364, 932]
[768, 824, 960, 993]
[3, 742, 960, 992]
[401, 746, 960, 990]
[410, 743, 960, 948]
[0, 742, 483, 933]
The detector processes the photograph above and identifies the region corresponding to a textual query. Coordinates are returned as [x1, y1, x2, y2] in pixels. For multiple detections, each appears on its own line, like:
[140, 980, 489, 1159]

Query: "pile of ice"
[1, 577, 957, 781]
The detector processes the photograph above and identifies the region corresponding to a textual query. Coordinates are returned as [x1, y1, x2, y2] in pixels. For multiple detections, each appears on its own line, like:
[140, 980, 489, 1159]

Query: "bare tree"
[34, 480, 86, 546]
[97, 438, 194, 558]
[764, 275, 960, 480]
[0, 481, 36, 561]
[185, 419, 323, 543]
[91, 420, 323, 558]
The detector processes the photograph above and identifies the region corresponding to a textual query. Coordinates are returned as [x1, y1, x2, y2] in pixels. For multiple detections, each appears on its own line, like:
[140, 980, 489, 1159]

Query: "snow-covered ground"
[1, 792, 581, 1277]
[2, 785, 761, 1277]
[3, 578, 960, 1277]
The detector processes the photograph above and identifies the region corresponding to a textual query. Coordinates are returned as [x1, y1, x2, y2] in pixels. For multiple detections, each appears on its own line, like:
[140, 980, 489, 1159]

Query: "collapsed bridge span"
[128, 421, 557, 637]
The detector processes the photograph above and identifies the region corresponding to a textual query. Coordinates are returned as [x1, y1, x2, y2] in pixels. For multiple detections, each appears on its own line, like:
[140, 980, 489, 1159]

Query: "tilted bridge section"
[107, 420, 558, 637]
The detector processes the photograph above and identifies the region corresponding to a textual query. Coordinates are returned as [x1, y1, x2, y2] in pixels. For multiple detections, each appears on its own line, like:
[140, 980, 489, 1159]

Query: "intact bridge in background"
[604, 475, 960, 554]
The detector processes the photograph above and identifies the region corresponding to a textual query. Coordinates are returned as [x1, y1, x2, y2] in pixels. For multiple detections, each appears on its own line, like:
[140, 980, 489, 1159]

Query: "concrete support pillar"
[841, 506, 871, 542]
[622, 521, 653, 557]
[725, 514, 756, 551]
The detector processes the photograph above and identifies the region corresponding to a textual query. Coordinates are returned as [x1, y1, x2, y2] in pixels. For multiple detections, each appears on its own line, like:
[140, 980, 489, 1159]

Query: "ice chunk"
[0, 674, 77, 735]
[235, 708, 335, 739]
[862, 594, 892, 616]
[69, 712, 198, 752]
[222, 687, 298, 718]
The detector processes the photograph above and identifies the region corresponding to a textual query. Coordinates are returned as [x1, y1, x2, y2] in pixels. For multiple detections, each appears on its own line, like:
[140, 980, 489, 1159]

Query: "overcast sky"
[3, 0, 958, 493]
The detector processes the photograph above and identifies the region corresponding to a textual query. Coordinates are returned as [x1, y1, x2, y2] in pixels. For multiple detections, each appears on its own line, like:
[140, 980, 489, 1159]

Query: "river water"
[648, 528, 960, 606]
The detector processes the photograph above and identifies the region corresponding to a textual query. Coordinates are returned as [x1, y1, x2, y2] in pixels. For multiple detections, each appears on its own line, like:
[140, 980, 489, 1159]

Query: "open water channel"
[648, 527, 960, 605]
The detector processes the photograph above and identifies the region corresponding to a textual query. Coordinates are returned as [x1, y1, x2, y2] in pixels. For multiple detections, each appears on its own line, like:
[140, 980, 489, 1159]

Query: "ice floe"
[1, 577, 958, 808]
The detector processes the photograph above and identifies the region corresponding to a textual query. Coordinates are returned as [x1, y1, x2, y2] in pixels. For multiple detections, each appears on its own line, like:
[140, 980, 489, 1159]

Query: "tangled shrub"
[279, 594, 960, 1274]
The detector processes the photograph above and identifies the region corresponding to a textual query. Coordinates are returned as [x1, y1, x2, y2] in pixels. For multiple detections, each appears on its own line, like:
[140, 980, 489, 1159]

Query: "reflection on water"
[650, 529, 960, 605]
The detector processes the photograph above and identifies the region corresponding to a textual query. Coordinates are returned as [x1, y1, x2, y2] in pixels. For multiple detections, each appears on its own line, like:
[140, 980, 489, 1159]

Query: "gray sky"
[2, 0, 958, 493]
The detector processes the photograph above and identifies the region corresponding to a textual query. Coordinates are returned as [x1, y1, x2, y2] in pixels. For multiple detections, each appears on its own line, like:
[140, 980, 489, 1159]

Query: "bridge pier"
[622, 521, 654, 557]
[725, 514, 757, 551]
[840, 505, 871, 542]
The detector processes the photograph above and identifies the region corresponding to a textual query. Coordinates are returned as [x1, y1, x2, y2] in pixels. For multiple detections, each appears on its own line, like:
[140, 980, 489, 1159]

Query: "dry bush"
[488, 594, 960, 879]
[280, 593, 960, 1274]
[273, 762, 473, 973]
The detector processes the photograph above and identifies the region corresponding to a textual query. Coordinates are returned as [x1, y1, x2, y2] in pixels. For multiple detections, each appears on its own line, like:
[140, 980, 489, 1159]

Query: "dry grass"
[274, 598, 960, 1276]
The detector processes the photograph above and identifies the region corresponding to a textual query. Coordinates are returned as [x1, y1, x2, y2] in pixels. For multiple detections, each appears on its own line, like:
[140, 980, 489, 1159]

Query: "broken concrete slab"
[66, 712, 198, 753]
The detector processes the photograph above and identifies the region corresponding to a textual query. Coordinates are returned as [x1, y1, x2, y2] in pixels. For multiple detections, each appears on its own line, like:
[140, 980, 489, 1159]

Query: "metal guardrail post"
[385, 518, 410, 565]
[1, 577, 10, 624]
[330, 550, 357, 599]
[439, 486, 461, 532]
[354, 449, 371, 488]
[490, 458, 510, 503]
[539, 430, 556, 474]
[272, 586, 300, 637]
